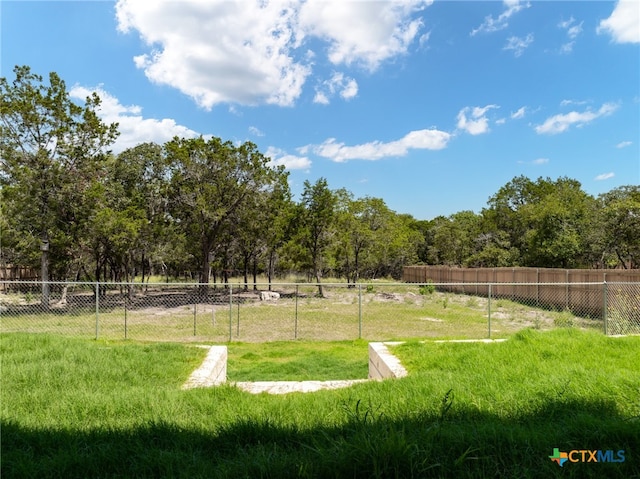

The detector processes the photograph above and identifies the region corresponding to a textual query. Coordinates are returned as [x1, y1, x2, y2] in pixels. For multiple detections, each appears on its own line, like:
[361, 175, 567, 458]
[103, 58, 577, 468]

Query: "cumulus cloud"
[69, 85, 198, 153]
[597, 0, 640, 44]
[503, 33, 534, 57]
[265, 146, 311, 171]
[299, 0, 431, 70]
[471, 0, 530, 36]
[307, 128, 450, 162]
[115, 0, 431, 109]
[456, 105, 499, 135]
[595, 172, 615, 181]
[616, 141, 632, 148]
[535, 103, 618, 135]
[313, 72, 358, 105]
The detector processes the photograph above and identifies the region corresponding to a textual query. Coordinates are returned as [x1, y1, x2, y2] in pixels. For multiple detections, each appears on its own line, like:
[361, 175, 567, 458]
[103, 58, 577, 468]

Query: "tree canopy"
[2, 67, 638, 288]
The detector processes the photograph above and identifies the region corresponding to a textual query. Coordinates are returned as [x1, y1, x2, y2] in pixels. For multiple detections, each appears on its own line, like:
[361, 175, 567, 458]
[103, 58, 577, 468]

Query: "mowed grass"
[2, 330, 639, 478]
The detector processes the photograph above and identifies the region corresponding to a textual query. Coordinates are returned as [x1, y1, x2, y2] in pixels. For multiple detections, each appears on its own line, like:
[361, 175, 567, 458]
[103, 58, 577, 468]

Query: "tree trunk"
[315, 266, 323, 297]
[40, 238, 49, 307]
[252, 255, 258, 291]
[242, 251, 249, 291]
[267, 250, 276, 291]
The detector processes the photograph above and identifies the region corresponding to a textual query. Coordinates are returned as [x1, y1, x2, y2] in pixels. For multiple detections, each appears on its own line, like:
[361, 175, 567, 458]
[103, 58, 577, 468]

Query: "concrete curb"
[182, 345, 227, 389]
[182, 342, 408, 394]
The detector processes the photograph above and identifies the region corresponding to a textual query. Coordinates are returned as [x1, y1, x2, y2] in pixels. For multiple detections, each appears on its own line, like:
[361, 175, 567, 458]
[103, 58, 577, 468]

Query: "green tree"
[109, 143, 180, 282]
[371, 213, 422, 278]
[597, 186, 640, 268]
[1, 66, 118, 302]
[165, 137, 284, 286]
[298, 178, 337, 297]
[260, 173, 294, 288]
[428, 211, 481, 266]
[483, 176, 595, 268]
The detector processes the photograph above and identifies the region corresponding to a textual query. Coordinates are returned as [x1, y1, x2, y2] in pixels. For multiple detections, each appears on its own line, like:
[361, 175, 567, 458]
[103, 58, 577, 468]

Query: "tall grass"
[228, 340, 369, 381]
[2, 330, 639, 478]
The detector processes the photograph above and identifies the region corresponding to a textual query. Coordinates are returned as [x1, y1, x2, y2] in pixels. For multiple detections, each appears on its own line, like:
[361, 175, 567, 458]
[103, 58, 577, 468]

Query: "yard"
[2, 328, 638, 478]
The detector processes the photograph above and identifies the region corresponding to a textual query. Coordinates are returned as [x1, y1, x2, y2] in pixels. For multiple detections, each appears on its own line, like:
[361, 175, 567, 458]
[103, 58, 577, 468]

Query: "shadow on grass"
[3, 397, 638, 479]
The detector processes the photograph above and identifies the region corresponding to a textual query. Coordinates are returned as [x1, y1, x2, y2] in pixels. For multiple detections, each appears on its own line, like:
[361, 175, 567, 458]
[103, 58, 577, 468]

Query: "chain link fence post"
[358, 284, 362, 339]
[193, 295, 197, 337]
[124, 291, 128, 340]
[228, 284, 233, 342]
[603, 281, 608, 335]
[488, 283, 492, 339]
[95, 281, 100, 340]
[295, 284, 299, 340]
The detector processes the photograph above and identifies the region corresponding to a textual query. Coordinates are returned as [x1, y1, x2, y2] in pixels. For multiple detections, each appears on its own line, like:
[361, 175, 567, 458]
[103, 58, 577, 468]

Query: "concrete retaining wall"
[182, 345, 227, 389]
[368, 342, 408, 380]
[183, 342, 408, 392]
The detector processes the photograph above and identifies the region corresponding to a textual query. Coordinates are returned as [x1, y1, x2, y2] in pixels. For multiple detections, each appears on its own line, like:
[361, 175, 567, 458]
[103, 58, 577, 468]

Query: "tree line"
[1, 66, 638, 293]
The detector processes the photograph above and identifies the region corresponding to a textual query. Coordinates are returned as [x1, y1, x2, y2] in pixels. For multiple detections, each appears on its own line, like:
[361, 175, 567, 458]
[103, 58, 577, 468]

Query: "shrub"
[418, 281, 435, 295]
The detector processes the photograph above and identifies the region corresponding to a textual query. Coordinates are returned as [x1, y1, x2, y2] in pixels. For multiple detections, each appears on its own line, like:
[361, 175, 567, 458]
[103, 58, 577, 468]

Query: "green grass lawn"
[2, 330, 639, 478]
[228, 340, 369, 381]
[0, 285, 607, 343]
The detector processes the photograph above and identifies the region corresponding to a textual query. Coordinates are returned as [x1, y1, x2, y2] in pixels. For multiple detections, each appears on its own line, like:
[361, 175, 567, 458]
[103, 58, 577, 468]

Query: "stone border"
[181, 345, 227, 390]
[234, 379, 369, 394]
[182, 342, 408, 394]
[368, 342, 408, 380]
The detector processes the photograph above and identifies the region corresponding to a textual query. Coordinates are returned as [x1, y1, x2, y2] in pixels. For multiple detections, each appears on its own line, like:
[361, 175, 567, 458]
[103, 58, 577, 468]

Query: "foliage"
[1, 65, 118, 282]
[418, 281, 435, 295]
[2, 66, 638, 288]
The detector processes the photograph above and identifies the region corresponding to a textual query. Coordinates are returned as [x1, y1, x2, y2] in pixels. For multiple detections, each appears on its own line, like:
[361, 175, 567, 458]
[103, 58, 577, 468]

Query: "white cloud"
[616, 141, 632, 148]
[558, 16, 583, 53]
[595, 172, 615, 181]
[471, 0, 530, 36]
[117, 0, 310, 109]
[511, 106, 526, 119]
[535, 103, 618, 135]
[313, 72, 358, 105]
[560, 99, 589, 107]
[308, 128, 450, 162]
[249, 126, 265, 137]
[299, 0, 432, 71]
[265, 146, 311, 171]
[559, 17, 583, 39]
[456, 104, 499, 135]
[503, 33, 534, 57]
[532, 158, 549, 165]
[517, 157, 549, 166]
[69, 85, 198, 153]
[597, 0, 640, 44]
[115, 0, 431, 109]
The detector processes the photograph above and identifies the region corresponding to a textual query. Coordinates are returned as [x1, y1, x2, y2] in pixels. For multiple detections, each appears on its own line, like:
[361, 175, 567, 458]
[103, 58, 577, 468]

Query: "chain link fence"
[1, 281, 638, 342]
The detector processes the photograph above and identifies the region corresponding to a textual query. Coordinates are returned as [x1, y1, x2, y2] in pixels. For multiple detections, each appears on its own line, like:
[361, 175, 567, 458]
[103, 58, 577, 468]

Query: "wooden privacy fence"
[0, 266, 38, 286]
[403, 266, 640, 318]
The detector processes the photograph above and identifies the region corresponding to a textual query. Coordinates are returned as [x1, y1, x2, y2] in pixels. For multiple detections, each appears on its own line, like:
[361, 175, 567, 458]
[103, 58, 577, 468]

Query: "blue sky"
[2, 0, 639, 220]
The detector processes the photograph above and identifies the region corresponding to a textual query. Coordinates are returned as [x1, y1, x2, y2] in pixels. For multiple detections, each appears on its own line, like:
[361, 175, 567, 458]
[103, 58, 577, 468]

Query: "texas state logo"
[550, 448, 625, 466]
[549, 448, 569, 467]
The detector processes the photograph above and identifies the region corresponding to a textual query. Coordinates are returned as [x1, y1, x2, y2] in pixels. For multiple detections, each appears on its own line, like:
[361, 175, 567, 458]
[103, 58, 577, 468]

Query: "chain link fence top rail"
[1, 281, 638, 342]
